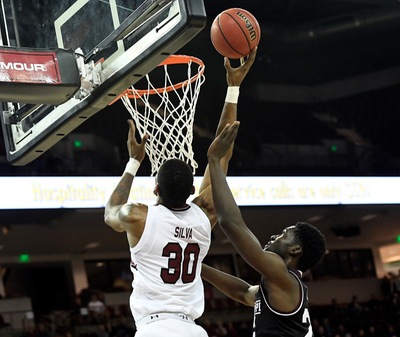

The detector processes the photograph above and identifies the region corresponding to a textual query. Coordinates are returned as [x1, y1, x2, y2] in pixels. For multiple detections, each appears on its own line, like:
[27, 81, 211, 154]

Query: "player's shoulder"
[192, 185, 212, 206]
[120, 202, 148, 221]
[191, 191, 216, 226]
[192, 191, 213, 214]
[122, 201, 148, 210]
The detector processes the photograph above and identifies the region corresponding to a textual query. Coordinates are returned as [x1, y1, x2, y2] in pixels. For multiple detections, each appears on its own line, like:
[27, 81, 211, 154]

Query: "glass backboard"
[0, 0, 206, 165]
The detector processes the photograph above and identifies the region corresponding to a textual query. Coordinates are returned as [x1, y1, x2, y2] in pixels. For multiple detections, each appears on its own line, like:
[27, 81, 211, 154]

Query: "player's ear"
[289, 244, 302, 257]
[153, 184, 159, 196]
[191, 185, 195, 195]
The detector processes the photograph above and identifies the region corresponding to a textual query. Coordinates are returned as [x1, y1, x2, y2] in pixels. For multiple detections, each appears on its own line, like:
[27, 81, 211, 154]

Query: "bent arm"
[104, 120, 148, 234]
[201, 264, 256, 307]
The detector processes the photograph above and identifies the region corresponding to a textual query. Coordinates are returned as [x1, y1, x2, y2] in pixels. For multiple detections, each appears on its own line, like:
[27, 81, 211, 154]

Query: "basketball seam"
[219, 13, 250, 57]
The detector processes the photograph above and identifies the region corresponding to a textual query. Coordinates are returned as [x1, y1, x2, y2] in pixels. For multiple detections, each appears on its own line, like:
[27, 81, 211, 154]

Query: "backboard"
[0, 0, 206, 165]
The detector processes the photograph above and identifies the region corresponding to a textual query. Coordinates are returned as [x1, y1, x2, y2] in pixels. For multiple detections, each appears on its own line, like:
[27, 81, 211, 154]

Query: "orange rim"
[109, 55, 205, 105]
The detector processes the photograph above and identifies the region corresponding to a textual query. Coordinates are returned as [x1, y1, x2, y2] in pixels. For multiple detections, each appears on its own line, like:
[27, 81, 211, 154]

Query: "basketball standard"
[0, 0, 206, 165]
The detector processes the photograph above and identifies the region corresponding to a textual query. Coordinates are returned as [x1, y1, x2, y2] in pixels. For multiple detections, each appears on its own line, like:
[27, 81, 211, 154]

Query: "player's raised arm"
[199, 48, 257, 192]
[206, 123, 272, 275]
[104, 120, 148, 234]
[194, 48, 257, 226]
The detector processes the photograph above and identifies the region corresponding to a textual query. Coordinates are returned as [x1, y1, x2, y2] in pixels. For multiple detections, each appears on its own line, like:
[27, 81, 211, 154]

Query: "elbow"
[104, 205, 117, 227]
[238, 286, 257, 307]
[227, 288, 254, 307]
[238, 296, 253, 307]
[104, 207, 109, 223]
[104, 214, 111, 227]
[104, 209, 125, 233]
[104, 210, 114, 228]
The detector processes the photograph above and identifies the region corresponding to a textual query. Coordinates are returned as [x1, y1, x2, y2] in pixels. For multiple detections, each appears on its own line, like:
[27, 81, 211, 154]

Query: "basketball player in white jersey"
[104, 48, 257, 337]
[203, 122, 327, 337]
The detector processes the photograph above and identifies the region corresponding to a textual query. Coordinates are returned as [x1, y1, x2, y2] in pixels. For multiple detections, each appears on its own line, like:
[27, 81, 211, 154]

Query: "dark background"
[2, 0, 400, 177]
[0, 0, 400, 256]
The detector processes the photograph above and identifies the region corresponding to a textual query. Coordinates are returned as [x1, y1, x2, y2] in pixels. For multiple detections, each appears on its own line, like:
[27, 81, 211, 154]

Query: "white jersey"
[129, 203, 211, 324]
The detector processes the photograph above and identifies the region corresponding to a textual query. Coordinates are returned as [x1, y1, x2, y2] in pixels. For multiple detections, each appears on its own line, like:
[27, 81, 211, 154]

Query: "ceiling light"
[85, 242, 100, 249]
[360, 214, 378, 222]
[307, 215, 324, 222]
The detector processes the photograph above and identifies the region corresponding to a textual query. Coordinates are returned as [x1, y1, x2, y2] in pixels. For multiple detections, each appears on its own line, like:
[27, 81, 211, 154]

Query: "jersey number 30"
[160, 242, 200, 284]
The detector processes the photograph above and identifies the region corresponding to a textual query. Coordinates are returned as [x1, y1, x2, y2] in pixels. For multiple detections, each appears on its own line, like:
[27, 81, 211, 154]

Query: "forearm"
[217, 102, 237, 162]
[216, 86, 240, 161]
[201, 264, 253, 306]
[106, 173, 134, 208]
[104, 159, 139, 225]
[104, 173, 134, 226]
[208, 157, 242, 224]
[216, 101, 237, 134]
[200, 96, 238, 193]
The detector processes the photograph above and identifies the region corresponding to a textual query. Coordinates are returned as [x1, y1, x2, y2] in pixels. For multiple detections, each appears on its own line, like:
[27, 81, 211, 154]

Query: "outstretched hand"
[208, 121, 240, 161]
[127, 119, 149, 162]
[225, 47, 257, 86]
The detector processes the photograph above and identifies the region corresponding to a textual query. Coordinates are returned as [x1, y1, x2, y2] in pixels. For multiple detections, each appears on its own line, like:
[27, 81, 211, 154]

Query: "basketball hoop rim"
[111, 55, 205, 103]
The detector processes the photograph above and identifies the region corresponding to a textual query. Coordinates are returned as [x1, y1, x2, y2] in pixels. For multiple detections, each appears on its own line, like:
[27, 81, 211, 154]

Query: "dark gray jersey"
[252, 269, 313, 337]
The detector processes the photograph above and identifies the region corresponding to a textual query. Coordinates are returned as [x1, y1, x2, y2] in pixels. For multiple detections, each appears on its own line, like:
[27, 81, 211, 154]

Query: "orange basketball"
[210, 8, 261, 59]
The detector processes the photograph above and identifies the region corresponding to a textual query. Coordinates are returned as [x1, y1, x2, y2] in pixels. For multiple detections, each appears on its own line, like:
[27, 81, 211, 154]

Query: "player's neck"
[158, 201, 190, 211]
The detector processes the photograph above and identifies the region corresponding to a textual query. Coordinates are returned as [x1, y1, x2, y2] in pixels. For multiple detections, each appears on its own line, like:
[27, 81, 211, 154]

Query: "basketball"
[210, 8, 261, 59]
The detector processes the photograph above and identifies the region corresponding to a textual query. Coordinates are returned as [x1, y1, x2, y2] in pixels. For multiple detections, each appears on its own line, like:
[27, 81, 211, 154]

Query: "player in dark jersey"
[203, 123, 327, 337]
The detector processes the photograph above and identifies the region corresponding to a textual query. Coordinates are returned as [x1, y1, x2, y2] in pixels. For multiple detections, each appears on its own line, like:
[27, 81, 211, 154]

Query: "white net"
[121, 55, 206, 176]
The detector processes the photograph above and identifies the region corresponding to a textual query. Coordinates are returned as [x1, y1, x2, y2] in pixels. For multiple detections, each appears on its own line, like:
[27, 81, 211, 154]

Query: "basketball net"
[120, 55, 205, 176]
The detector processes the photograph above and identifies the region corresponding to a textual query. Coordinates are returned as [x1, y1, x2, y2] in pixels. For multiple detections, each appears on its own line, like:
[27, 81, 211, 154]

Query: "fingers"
[126, 119, 149, 161]
[127, 119, 136, 137]
[239, 47, 257, 71]
[224, 56, 232, 71]
[246, 46, 257, 65]
[208, 121, 240, 159]
[127, 119, 137, 144]
[227, 121, 240, 141]
[220, 121, 240, 142]
[127, 119, 135, 130]
[127, 119, 150, 145]
[141, 133, 149, 145]
[138, 135, 148, 155]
